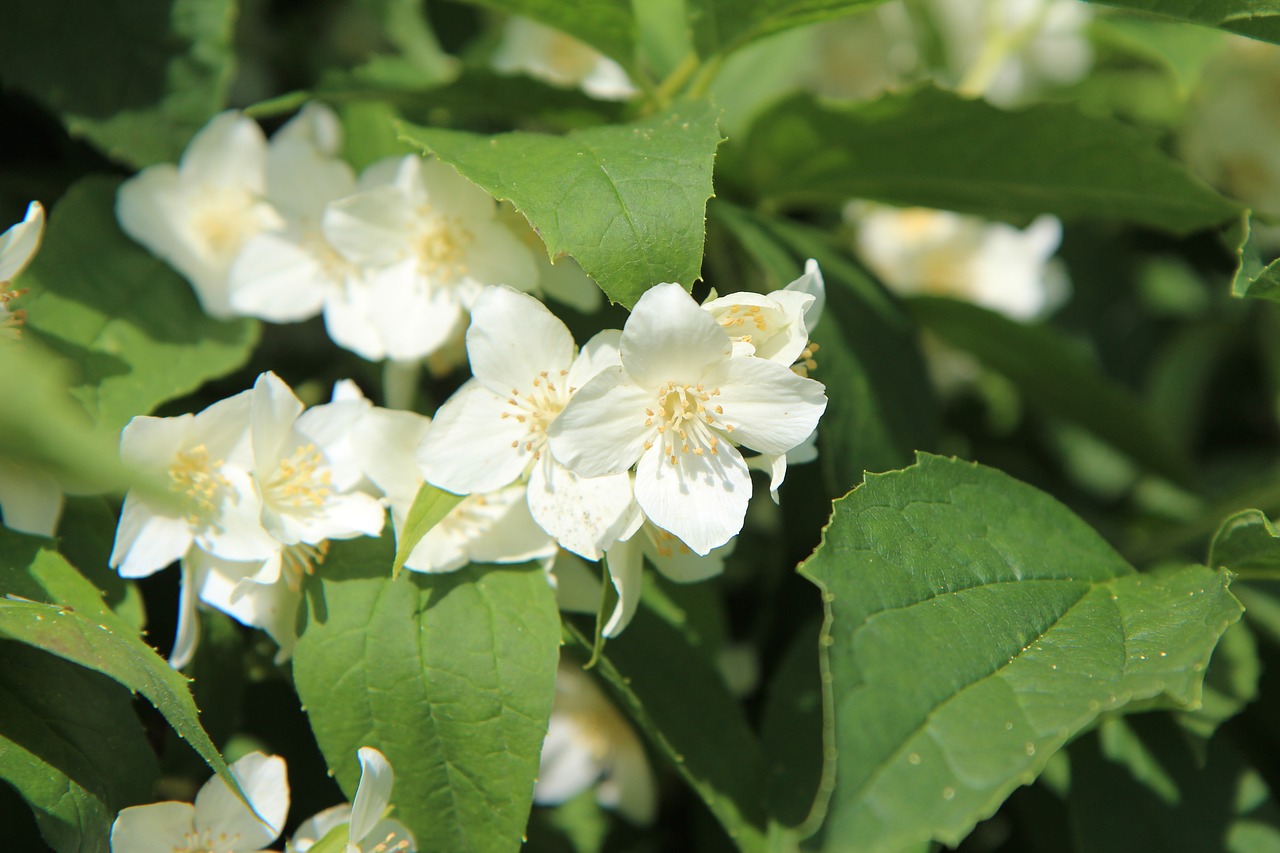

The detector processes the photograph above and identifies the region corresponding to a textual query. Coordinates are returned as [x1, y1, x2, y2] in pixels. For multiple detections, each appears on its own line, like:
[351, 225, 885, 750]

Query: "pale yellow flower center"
[413, 207, 474, 284]
[502, 370, 572, 460]
[175, 827, 242, 853]
[168, 444, 232, 528]
[265, 443, 332, 513]
[642, 382, 733, 466]
[367, 830, 414, 853]
[191, 186, 260, 256]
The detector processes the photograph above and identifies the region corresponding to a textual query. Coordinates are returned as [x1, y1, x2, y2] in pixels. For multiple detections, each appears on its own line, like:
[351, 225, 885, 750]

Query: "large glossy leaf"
[710, 204, 937, 492]
[18, 177, 258, 433]
[0, 0, 236, 167]
[800, 454, 1241, 853]
[687, 0, 880, 56]
[563, 610, 771, 851]
[1088, 0, 1280, 45]
[292, 537, 561, 853]
[726, 89, 1239, 234]
[0, 642, 158, 853]
[448, 0, 636, 70]
[400, 103, 722, 308]
[906, 296, 1195, 486]
[0, 529, 238, 798]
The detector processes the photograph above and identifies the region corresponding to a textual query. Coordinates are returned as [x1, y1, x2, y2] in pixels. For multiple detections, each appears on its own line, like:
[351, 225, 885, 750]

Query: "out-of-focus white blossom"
[492, 16, 636, 101]
[846, 202, 1069, 321]
[0, 201, 44, 337]
[289, 747, 415, 853]
[535, 663, 656, 824]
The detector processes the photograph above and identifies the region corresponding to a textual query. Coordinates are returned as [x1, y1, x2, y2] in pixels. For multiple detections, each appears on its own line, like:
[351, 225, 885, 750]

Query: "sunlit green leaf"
[392, 483, 465, 578]
[400, 103, 722, 308]
[294, 536, 561, 853]
[448, 0, 637, 70]
[1086, 0, 1280, 45]
[801, 454, 1241, 852]
[727, 89, 1239, 234]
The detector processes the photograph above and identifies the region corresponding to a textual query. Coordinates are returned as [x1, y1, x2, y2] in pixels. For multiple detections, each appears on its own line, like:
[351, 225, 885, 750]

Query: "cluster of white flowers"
[110, 747, 413, 853]
[418, 270, 827, 635]
[108, 371, 392, 666]
[115, 105, 594, 365]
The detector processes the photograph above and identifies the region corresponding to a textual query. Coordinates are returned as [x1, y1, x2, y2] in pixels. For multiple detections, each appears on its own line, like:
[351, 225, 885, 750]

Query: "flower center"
[168, 444, 232, 528]
[265, 443, 332, 514]
[368, 830, 414, 853]
[281, 540, 330, 592]
[414, 208, 474, 284]
[178, 827, 242, 853]
[716, 304, 769, 348]
[642, 382, 733, 466]
[191, 186, 259, 256]
[0, 288, 27, 339]
[502, 370, 572, 460]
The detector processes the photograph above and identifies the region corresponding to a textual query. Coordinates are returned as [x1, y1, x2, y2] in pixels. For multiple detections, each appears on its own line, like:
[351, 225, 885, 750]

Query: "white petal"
[644, 523, 728, 583]
[466, 286, 575, 395]
[0, 461, 62, 537]
[549, 551, 605, 614]
[621, 283, 731, 387]
[594, 734, 656, 824]
[706, 358, 827, 455]
[633, 442, 750, 556]
[417, 380, 530, 494]
[535, 713, 602, 806]
[180, 112, 268, 192]
[110, 495, 191, 577]
[527, 456, 634, 560]
[0, 200, 44, 282]
[566, 329, 622, 389]
[111, 802, 197, 853]
[195, 752, 289, 848]
[228, 233, 330, 322]
[119, 413, 194, 471]
[368, 263, 463, 362]
[169, 561, 201, 670]
[466, 490, 559, 565]
[193, 390, 255, 467]
[350, 748, 394, 844]
[419, 158, 496, 226]
[290, 804, 352, 852]
[251, 372, 305, 475]
[350, 407, 432, 506]
[323, 275, 387, 362]
[460, 220, 540, 293]
[267, 114, 355, 221]
[546, 367, 652, 478]
[788, 259, 825, 333]
[322, 186, 412, 266]
[197, 469, 283, 562]
[602, 535, 643, 638]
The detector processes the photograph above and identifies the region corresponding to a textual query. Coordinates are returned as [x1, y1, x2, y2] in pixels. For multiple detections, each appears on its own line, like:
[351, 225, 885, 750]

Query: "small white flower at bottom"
[289, 747, 416, 853]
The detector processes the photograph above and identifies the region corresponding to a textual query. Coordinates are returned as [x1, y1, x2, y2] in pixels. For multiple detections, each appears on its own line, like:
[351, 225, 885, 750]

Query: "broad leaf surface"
[711, 203, 937, 493]
[293, 537, 560, 853]
[400, 103, 722, 307]
[907, 296, 1194, 486]
[800, 454, 1241, 852]
[448, 0, 636, 70]
[727, 89, 1239, 234]
[19, 177, 258, 433]
[759, 619, 828, 831]
[564, 610, 771, 851]
[0, 529, 238, 798]
[687, 0, 880, 56]
[0, 642, 158, 853]
[1209, 508, 1280, 573]
[0, 0, 236, 167]
[392, 483, 465, 578]
[1088, 0, 1280, 45]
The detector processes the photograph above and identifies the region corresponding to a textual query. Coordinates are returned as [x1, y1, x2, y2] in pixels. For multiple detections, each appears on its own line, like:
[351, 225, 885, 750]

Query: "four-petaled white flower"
[110, 751, 290, 853]
[535, 662, 656, 824]
[289, 747, 415, 853]
[116, 111, 284, 318]
[321, 156, 539, 362]
[492, 16, 637, 101]
[419, 285, 634, 560]
[548, 283, 827, 555]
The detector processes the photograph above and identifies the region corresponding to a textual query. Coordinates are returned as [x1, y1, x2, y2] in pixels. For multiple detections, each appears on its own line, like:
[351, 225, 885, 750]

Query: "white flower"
[320, 156, 538, 362]
[418, 286, 634, 560]
[111, 751, 290, 853]
[289, 748, 415, 853]
[110, 390, 277, 579]
[847, 202, 1069, 321]
[746, 428, 819, 505]
[548, 283, 827, 555]
[0, 200, 44, 337]
[701, 260, 824, 364]
[116, 111, 285, 318]
[535, 663, 655, 824]
[227, 104, 359, 326]
[498, 204, 603, 314]
[403, 483, 559, 574]
[0, 458, 62, 537]
[492, 16, 636, 101]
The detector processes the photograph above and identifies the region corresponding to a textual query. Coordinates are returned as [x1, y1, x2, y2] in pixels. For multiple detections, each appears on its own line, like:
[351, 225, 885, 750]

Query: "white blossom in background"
[289, 747, 415, 853]
[549, 283, 827, 555]
[419, 286, 634, 561]
[321, 156, 539, 362]
[111, 751, 290, 853]
[117, 111, 284, 317]
[846, 202, 1069, 321]
[536, 662, 656, 823]
[0, 200, 43, 338]
[492, 16, 637, 101]
[498, 204, 604, 315]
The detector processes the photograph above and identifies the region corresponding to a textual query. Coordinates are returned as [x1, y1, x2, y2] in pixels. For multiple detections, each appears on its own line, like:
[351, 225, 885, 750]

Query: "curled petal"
[350, 747, 394, 844]
[0, 200, 44, 282]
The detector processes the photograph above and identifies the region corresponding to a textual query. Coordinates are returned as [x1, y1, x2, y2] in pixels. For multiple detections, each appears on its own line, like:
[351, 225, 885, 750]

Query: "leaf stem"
[651, 51, 701, 109]
[382, 359, 421, 411]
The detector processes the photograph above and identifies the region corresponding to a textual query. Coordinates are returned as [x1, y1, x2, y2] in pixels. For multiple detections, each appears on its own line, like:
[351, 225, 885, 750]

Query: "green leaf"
[687, 0, 879, 56]
[0, 0, 236, 167]
[19, 177, 259, 434]
[799, 453, 1241, 853]
[1175, 620, 1260, 741]
[759, 620, 829, 831]
[293, 537, 561, 853]
[906, 296, 1195, 486]
[563, 610, 770, 851]
[1228, 212, 1280, 303]
[392, 483, 465, 578]
[0, 641, 159, 853]
[400, 103, 722, 308]
[447, 0, 637, 70]
[0, 529, 239, 802]
[727, 89, 1239, 234]
[1086, 0, 1280, 45]
[1209, 508, 1280, 573]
